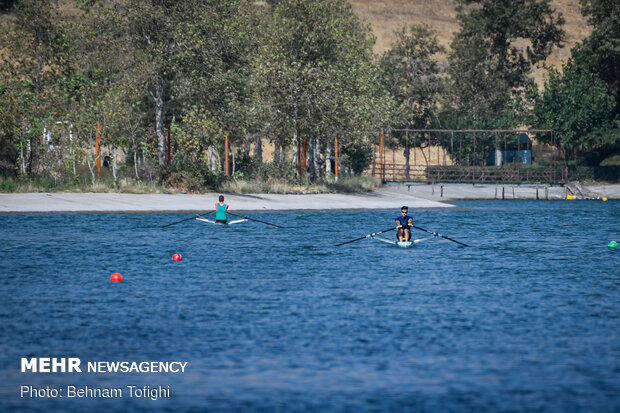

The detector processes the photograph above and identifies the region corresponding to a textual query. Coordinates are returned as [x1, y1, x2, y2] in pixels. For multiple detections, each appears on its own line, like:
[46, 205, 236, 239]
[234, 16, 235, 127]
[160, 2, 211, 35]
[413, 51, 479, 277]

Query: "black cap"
[401, 206, 408, 210]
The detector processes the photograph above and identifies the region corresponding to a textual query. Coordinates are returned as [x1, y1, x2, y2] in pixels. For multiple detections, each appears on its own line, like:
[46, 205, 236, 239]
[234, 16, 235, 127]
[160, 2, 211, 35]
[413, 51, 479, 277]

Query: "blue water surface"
[0, 200, 619, 412]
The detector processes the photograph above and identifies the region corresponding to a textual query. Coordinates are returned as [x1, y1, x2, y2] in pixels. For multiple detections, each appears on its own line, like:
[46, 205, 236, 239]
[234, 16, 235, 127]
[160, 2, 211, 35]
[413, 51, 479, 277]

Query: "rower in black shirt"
[395, 206, 413, 242]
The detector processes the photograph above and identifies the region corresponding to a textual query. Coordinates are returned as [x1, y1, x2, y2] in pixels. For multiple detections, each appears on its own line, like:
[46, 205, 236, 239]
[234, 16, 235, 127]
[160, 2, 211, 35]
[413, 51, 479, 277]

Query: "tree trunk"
[254, 134, 262, 163]
[112, 146, 118, 183]
[274, 140, 281, 164]
[404, 145, 410, 180]
[20, 135, 26, 175]
[292, 132, 298, 166]
[154, 76, 167, 168]
[27, 138, 36, 175]
[134, 150, 139, 180]
[231, 144, 236, 181]
[244, 135, 251, 157]
[207, 145, 221, 172]
[307, 135, 316, 182]
[308, 133, 322, 183]
[325, 144, 332, 178]
[87, 156, 96, 185]
[563, 147, 571, 168]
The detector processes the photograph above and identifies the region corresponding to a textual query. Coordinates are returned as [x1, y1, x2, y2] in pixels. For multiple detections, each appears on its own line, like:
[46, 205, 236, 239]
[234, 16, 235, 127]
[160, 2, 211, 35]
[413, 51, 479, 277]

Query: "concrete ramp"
[0, 190, 455, 213]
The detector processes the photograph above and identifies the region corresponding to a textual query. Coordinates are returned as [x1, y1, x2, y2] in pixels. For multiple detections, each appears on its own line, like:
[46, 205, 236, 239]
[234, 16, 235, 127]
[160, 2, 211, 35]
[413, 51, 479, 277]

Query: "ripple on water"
[0, 201, 619, 412]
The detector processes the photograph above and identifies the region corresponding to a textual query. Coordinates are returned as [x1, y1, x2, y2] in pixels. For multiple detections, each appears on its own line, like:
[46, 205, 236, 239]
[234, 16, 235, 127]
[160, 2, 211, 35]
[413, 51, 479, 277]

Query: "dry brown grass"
[349, 0, 591, 84]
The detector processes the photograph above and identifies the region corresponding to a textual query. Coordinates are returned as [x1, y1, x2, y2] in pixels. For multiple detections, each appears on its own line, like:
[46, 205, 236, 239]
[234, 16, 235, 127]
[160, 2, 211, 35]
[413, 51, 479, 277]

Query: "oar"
[162, 210, 214, 228]
[228, 212, 283, 228]
[335, 227, 396, 247]
[411, 225, 468, 247]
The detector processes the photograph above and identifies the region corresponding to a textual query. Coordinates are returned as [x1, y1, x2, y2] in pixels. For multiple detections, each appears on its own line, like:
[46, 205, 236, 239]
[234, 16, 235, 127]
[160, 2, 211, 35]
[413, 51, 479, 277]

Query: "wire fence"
[366, 129, 567, 184]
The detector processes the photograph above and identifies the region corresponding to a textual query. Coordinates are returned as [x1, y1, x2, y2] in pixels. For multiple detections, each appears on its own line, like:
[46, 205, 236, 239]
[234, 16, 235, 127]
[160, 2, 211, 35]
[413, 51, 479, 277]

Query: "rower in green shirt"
[214, 195, 229, 224]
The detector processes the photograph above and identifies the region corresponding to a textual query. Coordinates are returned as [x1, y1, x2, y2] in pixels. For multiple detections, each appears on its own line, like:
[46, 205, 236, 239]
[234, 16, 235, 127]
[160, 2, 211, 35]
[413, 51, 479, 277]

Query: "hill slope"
[349, 0, 591, 82]
[1, 0, 590, 83]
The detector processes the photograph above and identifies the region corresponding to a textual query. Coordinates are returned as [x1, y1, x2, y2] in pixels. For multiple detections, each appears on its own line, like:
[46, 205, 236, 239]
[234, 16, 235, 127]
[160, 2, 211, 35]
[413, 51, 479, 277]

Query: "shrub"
[327, 175, 381, 192]
[0, 177, 17, 192]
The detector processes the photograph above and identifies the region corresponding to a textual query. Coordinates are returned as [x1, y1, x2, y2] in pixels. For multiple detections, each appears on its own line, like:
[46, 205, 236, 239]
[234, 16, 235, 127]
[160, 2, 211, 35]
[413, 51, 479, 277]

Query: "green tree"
[579, 0, 620, 89]
[172, 0, 255, 182]
[578, 0, 620, 114]
[534, 54, 616, 164]
[253, 0, 386, 182]
[94, 0, 184, 169]
[0, 0, 66, 176]
[0, 81, 20, 174]
[445, 0, 565, 128]
[382, 25, 444, 129]
[575, 0, 620, 163]
[381, 25, 444, 177]
[36, 1, 153, 185]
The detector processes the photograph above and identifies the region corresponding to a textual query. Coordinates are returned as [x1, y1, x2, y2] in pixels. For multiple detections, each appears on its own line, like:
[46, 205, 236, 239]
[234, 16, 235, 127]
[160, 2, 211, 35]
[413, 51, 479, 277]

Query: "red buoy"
[172, 253, 182, 262]
[110, 272, 123, 282]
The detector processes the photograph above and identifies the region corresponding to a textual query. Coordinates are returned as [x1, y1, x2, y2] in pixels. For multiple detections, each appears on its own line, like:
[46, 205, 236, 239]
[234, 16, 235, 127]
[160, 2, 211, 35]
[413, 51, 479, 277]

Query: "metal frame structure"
[369, 129, 567, 184]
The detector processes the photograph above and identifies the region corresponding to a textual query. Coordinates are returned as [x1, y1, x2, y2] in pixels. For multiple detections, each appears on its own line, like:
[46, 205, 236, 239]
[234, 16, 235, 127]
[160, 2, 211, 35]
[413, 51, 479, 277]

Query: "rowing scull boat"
[370, 235, 430, 248]
[196, 217, 248, 225]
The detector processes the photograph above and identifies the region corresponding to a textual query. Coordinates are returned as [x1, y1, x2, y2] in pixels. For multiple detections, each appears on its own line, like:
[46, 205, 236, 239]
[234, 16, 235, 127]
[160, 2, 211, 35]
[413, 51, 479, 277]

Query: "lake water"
[1, 200, 619, 412]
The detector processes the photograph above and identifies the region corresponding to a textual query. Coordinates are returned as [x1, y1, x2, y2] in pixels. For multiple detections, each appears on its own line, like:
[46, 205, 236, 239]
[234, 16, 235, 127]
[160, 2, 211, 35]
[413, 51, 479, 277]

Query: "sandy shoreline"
[0, 184, 617, 213]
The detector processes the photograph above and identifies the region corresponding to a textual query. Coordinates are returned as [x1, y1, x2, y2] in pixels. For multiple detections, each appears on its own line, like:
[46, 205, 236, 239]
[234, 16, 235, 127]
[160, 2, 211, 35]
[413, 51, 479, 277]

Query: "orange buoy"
[110, 272, 123, 282]
[172, 253, 182, 261]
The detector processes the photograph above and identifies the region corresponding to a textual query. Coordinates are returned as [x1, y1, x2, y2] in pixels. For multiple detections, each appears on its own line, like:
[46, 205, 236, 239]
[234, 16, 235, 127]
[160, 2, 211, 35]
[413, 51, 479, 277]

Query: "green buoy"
[609, 241, 618, 248]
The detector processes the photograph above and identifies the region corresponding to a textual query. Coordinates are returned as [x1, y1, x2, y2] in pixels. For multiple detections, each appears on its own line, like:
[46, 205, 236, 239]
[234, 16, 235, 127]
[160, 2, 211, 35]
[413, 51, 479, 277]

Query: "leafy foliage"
[0, 0, 619, 188]
[534, 53, 617, 163]
[252, 0, 387, 182]
[381, 25, 444, 130]
[444, 0, 565, 128]
[578, 0, 620, 116]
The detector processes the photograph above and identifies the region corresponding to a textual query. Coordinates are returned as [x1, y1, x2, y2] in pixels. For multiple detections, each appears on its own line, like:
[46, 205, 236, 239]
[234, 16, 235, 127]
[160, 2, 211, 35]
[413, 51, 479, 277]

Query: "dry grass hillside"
[2, 0, 590, 83]
[349, 0, 591, 84]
